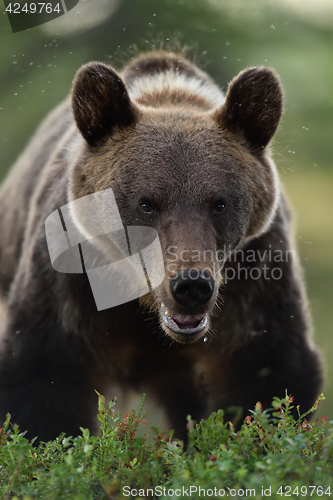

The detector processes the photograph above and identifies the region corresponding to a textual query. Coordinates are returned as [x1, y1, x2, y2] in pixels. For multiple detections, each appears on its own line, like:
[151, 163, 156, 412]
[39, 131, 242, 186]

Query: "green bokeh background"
[0, 0, 332, 421]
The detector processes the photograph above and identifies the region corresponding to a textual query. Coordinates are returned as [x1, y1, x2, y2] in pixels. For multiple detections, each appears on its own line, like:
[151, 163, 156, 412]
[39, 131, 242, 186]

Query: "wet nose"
[170, 269, 214, 310]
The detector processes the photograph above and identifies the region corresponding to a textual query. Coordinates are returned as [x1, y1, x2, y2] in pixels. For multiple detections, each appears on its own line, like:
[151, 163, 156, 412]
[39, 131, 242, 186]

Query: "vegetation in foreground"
[0, 393, 332, 499]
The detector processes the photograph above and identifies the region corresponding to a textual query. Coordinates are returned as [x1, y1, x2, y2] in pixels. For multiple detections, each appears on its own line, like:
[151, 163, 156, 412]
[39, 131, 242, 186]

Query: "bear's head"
[68, 58, 283, 344]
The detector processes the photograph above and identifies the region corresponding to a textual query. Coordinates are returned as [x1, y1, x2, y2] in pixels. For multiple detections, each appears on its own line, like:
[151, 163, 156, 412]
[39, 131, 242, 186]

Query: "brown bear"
[0, 50, 323, 443]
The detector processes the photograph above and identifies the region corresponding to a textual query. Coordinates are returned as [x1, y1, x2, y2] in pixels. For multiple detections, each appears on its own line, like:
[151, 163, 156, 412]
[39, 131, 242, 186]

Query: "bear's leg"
[0, 330, 96, 443]
[219, 336, 323, 424]
[151, 373, 206, 444]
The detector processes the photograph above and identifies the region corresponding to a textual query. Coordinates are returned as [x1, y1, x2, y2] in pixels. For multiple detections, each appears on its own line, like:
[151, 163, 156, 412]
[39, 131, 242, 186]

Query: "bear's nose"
[170, 269, 214, 310]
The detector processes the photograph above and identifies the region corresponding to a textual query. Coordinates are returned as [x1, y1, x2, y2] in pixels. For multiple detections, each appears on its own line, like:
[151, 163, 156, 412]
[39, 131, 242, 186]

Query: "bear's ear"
[72, 62, 140, 145]
[215, 67, 283, 152]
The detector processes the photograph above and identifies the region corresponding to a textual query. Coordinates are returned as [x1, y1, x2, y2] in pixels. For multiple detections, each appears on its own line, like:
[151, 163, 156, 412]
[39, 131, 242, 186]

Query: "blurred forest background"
[0, 0, 332, 420]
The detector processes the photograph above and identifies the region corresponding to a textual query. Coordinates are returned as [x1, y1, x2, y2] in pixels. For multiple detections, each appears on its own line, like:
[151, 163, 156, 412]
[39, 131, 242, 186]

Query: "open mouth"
[160, 302, 208, 336]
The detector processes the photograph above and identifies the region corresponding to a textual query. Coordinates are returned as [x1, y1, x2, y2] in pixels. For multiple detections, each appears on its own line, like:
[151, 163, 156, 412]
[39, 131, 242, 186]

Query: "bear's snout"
[170, 269, 214, 311]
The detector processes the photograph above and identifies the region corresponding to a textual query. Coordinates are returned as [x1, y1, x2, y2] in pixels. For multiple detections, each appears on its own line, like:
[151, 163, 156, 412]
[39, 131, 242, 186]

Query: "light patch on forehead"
[127, 71, 225, 109]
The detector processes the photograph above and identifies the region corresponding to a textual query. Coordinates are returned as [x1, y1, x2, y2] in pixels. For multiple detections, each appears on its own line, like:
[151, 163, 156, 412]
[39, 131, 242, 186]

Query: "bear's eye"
[139, 200, 154, 214]
[213, 200, 226, 214]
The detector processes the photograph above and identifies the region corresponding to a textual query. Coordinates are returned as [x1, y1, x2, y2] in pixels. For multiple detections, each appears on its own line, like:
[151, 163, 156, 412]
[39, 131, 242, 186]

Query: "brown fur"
[0, 51, 322, 443]
[122, 52, 210, 85]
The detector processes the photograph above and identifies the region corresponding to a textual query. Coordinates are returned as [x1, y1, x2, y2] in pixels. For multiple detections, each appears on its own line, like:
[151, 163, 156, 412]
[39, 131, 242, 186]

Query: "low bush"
[0, 393, 332, 499]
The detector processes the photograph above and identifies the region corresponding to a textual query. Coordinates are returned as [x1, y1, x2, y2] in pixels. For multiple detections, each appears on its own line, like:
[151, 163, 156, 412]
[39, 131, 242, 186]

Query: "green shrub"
[0, 393, 332, 499]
